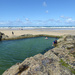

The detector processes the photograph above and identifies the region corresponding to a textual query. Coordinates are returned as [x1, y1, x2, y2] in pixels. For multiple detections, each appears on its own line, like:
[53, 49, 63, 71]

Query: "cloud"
[60, 16, 75, 24]
[15, 19, 23, 23]
[56, 19, 62, 23]
[60, 16, 65, 18]
[60, 16, 72, 19]
[25, 18, 29, 21]
[0, 18, 32, 26]
[0, 16, 75, 26]
[34, 19, 62, 26]
[48, 19, 62, 23]
[34, 20, 42, 22]
[0, 20, 23, 26]
[65, 18, 75, 24]
[16, 18, 21, 22]
[0, 21, 11, 25]
[49, 19, 55, 22]
[43, 1, 47, 7]
[46, 10, 48, 13]
[0, 22, 6, 24]
[23, 21, 32, 25]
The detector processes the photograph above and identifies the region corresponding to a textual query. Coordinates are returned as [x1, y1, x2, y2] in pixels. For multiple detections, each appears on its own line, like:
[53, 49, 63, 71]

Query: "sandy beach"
[0, 29, 75, 38]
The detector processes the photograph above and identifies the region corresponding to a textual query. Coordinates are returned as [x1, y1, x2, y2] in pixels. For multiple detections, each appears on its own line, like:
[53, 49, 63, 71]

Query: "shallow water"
[0, 37, 56, 74]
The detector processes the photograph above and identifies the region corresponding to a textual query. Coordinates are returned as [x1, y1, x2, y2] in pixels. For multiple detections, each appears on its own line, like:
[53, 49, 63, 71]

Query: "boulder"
[0, 32, 4, 41]
[66, 44, 74, 49]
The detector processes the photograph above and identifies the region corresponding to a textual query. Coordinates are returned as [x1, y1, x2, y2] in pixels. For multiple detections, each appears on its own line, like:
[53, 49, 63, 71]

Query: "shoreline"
[0, 29, 75, 40]
[1, 29, 75, 36]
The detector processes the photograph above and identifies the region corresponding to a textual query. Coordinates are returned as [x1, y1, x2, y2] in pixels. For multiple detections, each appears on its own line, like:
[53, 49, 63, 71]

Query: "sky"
[0, 0, 75, 26]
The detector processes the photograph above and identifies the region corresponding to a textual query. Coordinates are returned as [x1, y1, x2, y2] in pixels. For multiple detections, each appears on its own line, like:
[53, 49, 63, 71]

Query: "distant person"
[21, 29, 23, 30]
[45, 37, 48, 39]
[12, 31, 14, 35]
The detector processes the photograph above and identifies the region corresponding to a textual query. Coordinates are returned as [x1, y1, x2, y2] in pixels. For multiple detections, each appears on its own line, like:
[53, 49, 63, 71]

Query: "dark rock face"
[0, 32, 9, 40]
[0, 35, 2, 41]
[2, 35, 75, 75]
[0, 32, 4, 41]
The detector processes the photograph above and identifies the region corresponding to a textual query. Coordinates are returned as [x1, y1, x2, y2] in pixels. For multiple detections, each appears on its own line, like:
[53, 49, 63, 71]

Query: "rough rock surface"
[0, 32, 9, 40]
[3, 35, 75, 75]
[0, 32, 4, 40]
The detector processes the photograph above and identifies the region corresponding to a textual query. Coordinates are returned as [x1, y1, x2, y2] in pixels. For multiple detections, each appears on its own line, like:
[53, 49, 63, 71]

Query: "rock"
[0, 32, 3, 41]
[2, 35, 75, 75]
[3, 53, 73, 75]
[57, 38, 64, 43]
[0, 32, 9, 40]
[66, 44, 74, 49]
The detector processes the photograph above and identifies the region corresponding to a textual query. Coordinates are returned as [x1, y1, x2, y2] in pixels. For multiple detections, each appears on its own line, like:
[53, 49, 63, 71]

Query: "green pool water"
[0, 37, 56, 74]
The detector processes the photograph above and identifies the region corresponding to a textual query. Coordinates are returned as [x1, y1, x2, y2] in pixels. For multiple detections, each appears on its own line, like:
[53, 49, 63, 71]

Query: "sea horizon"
[0, 26, 75, 30]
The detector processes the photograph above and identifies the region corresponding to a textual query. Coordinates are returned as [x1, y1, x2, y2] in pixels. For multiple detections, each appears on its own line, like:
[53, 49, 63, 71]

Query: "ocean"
[0, 37, 56, 75]
[0, 26, 75, 30]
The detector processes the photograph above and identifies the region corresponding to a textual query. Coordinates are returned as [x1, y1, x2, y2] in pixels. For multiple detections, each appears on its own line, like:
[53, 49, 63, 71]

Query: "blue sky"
[0, 0, 75, 26]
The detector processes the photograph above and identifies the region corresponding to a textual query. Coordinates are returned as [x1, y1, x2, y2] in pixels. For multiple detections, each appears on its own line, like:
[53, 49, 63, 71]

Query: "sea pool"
[0, 37, 56, 74]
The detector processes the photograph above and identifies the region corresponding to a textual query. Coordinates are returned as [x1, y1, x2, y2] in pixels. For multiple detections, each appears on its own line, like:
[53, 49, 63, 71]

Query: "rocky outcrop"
[2, 35, 75, 75]
[0, 32, 8, 41]
[0, 32, 9, 41]
[2, 34, 61, 40]
[0, 32, 5, 41]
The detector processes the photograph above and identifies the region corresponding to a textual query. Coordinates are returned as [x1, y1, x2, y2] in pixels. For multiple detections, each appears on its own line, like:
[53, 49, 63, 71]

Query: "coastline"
[0, 29, 75, 38]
